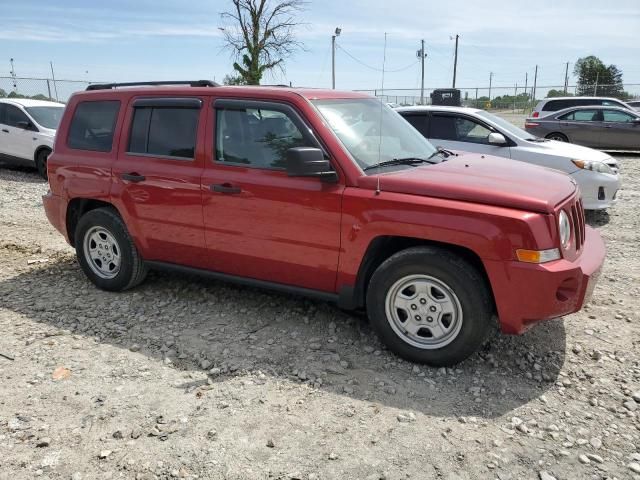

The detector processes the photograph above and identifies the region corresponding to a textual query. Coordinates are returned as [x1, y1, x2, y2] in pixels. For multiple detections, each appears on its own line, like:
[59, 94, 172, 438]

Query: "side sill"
[146, 261, 340, 304]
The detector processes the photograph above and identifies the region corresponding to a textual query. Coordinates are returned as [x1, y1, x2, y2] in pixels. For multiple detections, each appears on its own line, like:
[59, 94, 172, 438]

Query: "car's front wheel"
[75, 208, 147, 291]
[366, 246, 494, 366]
[546, 132, 568, 142]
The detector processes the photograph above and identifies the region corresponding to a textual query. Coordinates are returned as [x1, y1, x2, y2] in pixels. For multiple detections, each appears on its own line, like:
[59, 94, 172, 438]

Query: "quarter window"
[68, 101, 120, 152]
[215, 105, 313, 169]
[128, 107, 199, 159]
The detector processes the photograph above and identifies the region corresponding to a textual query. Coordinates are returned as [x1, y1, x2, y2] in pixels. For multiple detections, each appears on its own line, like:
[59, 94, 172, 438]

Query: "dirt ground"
[0, 153, 639, 480]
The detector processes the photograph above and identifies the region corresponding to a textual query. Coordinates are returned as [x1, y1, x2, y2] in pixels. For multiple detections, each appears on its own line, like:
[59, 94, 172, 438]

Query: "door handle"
[121, 172, 146, 183]
[604, 125, 612, 129]
[211, 183, 241, 194]
[1, 129, 8, 133]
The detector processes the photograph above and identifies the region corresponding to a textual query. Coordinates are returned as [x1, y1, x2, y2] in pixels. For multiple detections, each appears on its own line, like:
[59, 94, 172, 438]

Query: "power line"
[335, 43, 419, 73]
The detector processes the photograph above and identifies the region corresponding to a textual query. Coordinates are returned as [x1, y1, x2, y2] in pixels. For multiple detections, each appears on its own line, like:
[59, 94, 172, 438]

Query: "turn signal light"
[516, 248, 561, 264]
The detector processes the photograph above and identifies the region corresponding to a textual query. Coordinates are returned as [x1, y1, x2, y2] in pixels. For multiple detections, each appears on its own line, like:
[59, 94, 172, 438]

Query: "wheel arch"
[33, 145, 52, 162]
[66, 198, 120, 248]
[339, 236, 496, 313]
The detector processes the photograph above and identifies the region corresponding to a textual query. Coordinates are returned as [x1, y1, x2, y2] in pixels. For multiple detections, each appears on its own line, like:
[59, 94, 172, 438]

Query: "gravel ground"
[0, 156, 639, 480]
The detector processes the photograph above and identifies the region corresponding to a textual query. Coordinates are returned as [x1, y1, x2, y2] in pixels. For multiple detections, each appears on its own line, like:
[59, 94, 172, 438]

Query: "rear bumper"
[43, 191, 70, 244]
[486, 226, 605, 334]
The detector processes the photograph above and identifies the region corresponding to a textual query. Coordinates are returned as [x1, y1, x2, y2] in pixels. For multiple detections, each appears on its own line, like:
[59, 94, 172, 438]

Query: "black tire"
[366, 246, 494, 367]
[74, 208, 147, 291]
[36, 149, 50, 180]
[546, 132, 568, 142]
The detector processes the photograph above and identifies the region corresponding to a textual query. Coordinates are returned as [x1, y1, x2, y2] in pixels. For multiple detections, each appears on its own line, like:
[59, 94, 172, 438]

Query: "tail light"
[524, 122, 540, 128]
[532, 111, 540, 118]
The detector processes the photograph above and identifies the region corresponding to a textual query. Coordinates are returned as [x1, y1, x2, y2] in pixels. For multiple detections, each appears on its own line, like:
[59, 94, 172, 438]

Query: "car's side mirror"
[488, 132, 508, 145]
[286, 147, 338, 183]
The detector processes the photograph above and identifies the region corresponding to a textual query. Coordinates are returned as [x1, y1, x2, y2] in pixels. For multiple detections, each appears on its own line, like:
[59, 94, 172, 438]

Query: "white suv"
[0, 98, 65, 178]
[531, 96, 632, 118]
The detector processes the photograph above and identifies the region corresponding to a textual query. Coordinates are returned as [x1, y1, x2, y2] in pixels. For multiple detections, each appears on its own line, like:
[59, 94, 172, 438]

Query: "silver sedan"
[525, 106, 640, 151]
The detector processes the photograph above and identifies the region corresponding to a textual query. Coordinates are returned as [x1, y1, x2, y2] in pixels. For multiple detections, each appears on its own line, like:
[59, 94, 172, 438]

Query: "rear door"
[111, 96, 207, 267]
[556, 109, 603, 147]
[600, 109, 640, 149]
[427, 112, 511, 159]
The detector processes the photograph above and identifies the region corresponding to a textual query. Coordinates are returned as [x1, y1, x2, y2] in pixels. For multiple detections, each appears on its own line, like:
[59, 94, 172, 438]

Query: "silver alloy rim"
[384, 274, 463, 349]
[550, 135, 566, 142]
[83, 226, 121, 279]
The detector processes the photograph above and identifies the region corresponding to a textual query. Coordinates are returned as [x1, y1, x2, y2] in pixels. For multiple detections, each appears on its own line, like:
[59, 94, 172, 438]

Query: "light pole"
[332, 27, 341, 89]
[417, 40, 427, 104]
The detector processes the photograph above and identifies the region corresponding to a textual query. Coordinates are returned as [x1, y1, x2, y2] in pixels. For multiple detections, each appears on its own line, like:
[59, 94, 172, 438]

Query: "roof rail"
[86, 80, 219, 91]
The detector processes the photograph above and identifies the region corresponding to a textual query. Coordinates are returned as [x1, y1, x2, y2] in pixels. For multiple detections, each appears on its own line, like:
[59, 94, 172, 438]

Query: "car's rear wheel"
[366, 246, 494, 366]
[75, 208, 147, 291]
[35, 149, 50, 180]
[546, 132, 568, 142]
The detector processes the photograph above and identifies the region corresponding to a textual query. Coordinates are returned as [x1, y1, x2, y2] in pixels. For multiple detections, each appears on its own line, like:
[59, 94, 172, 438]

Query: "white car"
[396, 105, 620, 210]
[0, 98, 65, 178]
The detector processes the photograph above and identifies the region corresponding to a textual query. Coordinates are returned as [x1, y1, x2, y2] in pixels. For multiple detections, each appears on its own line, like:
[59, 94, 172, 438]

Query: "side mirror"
[286, 147, 338, 183]
[17, 120, 32, 130]
[488, 132, 508, 145]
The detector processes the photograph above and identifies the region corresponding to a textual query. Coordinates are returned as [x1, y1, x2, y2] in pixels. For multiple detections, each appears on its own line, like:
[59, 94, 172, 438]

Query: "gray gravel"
[0, 155, 639, 479]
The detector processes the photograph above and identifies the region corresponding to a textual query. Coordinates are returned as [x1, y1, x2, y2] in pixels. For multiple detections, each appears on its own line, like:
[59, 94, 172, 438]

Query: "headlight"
[558, 210, 571, 249]
[572, 159, 614, 175]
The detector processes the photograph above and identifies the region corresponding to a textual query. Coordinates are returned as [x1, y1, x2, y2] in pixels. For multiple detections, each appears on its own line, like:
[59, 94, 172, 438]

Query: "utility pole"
[331, 27, 341, 89]
[452, 34, 459, 88]
[50, 61, 59, 101]
[488, 72, 493, 101]
[523, 72, 528, 112]
[417, 39, 427, 104]
[532, 65, 538, 105]
[9, 58, 17, 90]
[564, 61, 569, 94]
[513, 83, 517, 112]
[593, 71, 599, 96]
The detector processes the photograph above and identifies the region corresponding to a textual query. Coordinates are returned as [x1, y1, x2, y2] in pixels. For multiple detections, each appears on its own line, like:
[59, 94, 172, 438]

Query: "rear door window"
[68, 101, 120, 152]
[559, 109, 600, 121]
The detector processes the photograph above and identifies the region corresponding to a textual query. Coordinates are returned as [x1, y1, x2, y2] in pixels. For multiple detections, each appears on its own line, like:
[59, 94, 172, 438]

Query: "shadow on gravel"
[0, 163, 44, 184]
[1, 255, 566, 419]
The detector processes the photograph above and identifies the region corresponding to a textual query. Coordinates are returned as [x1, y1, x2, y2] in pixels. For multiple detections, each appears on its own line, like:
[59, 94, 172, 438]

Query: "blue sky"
[3, 0, 640, 96]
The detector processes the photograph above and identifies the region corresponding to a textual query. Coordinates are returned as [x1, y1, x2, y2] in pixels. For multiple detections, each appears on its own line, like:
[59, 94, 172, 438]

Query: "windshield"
[474, 110, 534, 140]
[25, 106, 64, 130]
[311, 98, 440, 171]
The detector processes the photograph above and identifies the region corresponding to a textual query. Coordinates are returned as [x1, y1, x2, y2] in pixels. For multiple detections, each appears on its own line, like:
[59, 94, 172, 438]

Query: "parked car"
[531, 96, 632, 118]
[627, 100, 640, 111]
[396, 106, 620, 210]
[43, 81, 605, 366]
[0, 98, 65, 178]
[525, 105, 640, 153]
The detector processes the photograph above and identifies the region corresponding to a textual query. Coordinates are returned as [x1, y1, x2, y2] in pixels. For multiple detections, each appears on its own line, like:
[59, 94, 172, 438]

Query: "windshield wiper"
[363, 157, 437, 172]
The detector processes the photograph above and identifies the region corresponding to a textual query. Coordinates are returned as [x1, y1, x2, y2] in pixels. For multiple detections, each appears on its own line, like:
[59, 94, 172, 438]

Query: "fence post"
[475, 88, 478, 108]
[46, 79, 52, 100]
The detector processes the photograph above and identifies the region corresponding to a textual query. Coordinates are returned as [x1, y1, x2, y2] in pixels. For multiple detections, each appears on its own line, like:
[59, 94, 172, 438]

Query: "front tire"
[75, 208, 147, 291]
[366, 247, 494, 366]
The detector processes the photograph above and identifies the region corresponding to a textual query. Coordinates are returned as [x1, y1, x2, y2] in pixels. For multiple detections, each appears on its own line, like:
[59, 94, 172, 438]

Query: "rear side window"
[68, 101, 120, 152]
[543, 100, 571, 111]
[558, 109, 600, 121]
[128, 107, 199, 159]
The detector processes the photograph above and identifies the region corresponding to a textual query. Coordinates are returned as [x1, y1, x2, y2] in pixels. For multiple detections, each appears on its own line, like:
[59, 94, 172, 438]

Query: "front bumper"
[485, 226, 605, 334]
[571, 170, 620, 210]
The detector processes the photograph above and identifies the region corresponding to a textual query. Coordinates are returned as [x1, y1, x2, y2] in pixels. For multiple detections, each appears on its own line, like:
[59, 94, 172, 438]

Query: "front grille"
[569, 198, 586, 251]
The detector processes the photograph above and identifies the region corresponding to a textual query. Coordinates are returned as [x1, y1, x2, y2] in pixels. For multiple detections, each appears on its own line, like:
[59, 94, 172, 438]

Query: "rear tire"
[546, 132, 568, 142]
[366, 246, 494, 367]
[35, 149, 50, 180]
[75, 208, 147, 291]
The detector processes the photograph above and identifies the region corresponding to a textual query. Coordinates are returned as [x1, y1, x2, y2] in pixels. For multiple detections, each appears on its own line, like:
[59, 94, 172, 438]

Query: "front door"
[556, 109, 602, 147]
[600, 109, 640, 149]
[111, 96, 207, 267]
[427, 113, 512, 159]
[201, 99, 343, 292]
[0, 104, 36, 160]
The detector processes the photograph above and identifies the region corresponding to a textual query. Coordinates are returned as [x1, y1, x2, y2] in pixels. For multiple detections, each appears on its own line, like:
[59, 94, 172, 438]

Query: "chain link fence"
[0, 77, 95, 103]
[356, 84, 640, 112]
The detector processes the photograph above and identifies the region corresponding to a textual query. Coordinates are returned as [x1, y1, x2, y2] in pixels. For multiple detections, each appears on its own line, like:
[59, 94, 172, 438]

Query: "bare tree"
[220, 0, 306, 85]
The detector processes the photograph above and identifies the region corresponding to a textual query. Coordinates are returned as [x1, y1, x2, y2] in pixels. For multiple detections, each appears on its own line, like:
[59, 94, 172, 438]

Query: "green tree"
[547, 89, 571, 98]
[0, 88, 6, 98]
[220, 0, 305, 85]
[574, 56, 624, 97]
[222, 73, 246, 85]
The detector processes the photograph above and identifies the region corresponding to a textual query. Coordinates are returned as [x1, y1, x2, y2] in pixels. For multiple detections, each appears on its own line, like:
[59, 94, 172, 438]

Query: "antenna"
[375, 32, 388, 196]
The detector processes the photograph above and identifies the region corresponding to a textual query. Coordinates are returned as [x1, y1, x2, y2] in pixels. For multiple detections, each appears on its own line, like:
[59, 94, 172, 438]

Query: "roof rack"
[86, 80, 219, 91]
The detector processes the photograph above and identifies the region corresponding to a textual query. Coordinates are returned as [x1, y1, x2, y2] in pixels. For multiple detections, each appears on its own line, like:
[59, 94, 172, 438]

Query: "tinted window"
[558, 109, 600, 121]
[68, 101, 120, 152]
[429, 114, 457, 140]
[602, 110, 636, 122]
[215, 106, 312, 169]
[4, 104, 30, 127]
[401, 114, 429, 136]
[128, 107, 199, 159]
[25, 106, 64, 129]
[0, 104, 5, 124]
[454, 117, 492, 144]
[543, 100, 571, 111]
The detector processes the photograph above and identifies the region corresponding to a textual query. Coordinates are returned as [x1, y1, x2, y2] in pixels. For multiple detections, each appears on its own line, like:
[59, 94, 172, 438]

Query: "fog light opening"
[556, 277, 579, 302]
[598, 187, 605, 201]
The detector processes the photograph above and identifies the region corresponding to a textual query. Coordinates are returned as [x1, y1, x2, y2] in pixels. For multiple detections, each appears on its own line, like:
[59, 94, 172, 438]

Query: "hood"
[523, 138, 611, 162]
[359, 153, 576, 214]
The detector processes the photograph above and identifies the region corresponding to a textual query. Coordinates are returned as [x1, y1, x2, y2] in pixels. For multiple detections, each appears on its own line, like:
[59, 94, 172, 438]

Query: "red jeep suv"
[43, 80, 605, 366]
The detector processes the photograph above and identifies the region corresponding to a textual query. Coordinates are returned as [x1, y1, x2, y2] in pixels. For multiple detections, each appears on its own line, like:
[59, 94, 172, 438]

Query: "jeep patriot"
[43, 80, 606, 366]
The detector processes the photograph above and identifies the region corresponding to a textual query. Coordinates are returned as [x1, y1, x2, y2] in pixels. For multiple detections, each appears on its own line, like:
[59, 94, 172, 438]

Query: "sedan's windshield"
[311, 98, 440, 171]
[474, 110, 534, 140]
[25, 106, 64, 130]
